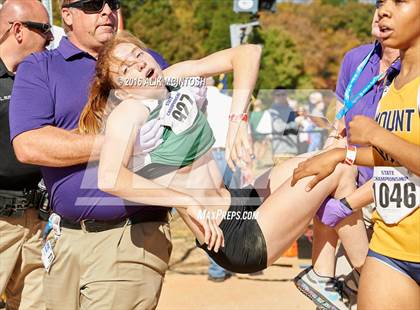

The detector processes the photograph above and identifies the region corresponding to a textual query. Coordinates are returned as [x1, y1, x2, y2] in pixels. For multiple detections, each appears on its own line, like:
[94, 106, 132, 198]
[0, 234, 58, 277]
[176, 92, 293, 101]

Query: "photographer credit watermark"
[116, 76, 205, 88]
[198, 209, 259, 221]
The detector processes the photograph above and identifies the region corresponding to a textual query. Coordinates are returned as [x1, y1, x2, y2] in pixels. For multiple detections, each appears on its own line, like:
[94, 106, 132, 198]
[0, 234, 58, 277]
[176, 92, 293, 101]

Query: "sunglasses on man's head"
[63, 0, 120, 14]
[24, 21, 52, 35]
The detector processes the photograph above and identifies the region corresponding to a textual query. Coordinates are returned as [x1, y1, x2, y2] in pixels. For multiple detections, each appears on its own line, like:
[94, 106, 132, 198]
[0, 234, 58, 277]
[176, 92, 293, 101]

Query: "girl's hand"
[348, 115, 381, 146]
[225, 120, 253, 171]
[186, 205, 225, 253]
[291, 148, 345, 191]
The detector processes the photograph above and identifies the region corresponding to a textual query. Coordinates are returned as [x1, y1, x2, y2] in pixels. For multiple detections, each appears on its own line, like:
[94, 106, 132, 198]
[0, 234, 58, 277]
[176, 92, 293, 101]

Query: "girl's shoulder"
[108, 98, 153, 125]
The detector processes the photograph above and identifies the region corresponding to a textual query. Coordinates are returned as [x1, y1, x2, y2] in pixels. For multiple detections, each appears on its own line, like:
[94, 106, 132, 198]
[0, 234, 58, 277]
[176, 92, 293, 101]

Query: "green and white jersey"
[146, 86, 215, 167]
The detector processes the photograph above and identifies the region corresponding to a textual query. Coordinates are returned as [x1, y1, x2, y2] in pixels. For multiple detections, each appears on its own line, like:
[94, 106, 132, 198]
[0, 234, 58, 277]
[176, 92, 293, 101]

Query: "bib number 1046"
[373, 182, 416, 209]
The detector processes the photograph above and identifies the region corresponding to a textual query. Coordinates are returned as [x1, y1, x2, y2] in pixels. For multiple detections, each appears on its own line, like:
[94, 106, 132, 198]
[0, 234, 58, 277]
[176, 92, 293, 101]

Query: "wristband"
[229, 113, 248, 122]
[344, 145, 357, 165]
[339, 198, 353, 212]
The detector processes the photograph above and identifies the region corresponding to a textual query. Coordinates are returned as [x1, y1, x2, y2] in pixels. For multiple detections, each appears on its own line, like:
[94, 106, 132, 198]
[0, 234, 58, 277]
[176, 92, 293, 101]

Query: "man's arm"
[12, 126, 103, 167]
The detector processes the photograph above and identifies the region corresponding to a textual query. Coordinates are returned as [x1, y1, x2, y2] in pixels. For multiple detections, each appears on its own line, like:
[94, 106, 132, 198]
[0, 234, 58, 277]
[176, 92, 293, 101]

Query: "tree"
[257, 28, 307, 91]
[127, 0, 202, 64]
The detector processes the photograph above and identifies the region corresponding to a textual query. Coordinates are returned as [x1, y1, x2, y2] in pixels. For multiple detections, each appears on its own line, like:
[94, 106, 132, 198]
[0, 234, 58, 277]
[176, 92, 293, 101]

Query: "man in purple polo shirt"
[294, 9, 400, 310]
[9, 0, 171, 308]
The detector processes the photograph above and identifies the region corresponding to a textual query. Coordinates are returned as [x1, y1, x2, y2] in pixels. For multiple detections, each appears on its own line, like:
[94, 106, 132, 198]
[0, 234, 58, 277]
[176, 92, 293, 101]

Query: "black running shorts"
[196, 186, 267, 274]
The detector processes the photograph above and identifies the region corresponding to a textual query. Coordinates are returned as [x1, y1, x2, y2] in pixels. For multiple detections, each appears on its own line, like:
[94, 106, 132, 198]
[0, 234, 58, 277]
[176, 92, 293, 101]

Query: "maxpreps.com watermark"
[117, 76, 205, 88]
[198, 209, 259, 221]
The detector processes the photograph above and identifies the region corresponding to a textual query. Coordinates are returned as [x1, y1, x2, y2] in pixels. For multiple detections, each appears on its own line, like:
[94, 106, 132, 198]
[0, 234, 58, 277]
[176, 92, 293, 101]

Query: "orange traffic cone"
[282, 241, 298, 257]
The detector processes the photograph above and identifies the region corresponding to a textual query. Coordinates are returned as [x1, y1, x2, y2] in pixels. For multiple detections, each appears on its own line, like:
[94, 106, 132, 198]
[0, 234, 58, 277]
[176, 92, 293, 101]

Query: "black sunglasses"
[63, 0, 120, 14]
[9, 21, 52, 35]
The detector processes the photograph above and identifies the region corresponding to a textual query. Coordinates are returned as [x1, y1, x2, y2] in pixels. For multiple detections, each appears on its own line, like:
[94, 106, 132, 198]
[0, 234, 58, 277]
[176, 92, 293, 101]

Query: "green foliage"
[121, 0, 145, 21]
[193, 0, 251, 54]
[52, 0, 62, 26]
[257, 28, 307, 90]
[46, 0, 374, 91]
[126, 0, 202, 64]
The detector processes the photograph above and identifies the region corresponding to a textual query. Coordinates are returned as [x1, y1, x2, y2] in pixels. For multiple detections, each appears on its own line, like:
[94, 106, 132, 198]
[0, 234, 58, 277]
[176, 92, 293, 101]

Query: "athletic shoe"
[207, 272, 232, 282]
[339, 269, 359, 310]
[294, 267, 350, 310]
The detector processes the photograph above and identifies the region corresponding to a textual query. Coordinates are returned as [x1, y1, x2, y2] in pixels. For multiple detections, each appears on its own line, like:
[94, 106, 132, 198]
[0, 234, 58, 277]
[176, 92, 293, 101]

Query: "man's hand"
[348, 115, 381, 146]
[225, 120, 253, 171]
[134, 118, 164, 155]
[291, 148, 345, 191]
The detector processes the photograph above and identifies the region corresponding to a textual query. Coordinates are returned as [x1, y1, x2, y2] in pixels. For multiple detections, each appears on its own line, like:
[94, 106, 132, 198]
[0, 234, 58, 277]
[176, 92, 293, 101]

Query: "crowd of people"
[0, 0, 418, 310]
[249, 89, 331, 166]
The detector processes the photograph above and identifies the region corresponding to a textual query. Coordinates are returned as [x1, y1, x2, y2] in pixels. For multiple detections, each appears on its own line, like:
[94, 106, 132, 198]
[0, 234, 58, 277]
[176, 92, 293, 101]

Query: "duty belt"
[60, 210, 169, 233]
[0, 189, 46, 217]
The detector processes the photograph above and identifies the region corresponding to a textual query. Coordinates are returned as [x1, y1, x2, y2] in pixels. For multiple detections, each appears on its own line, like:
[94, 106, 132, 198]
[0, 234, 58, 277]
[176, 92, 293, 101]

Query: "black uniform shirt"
[0, 57, 41, 190]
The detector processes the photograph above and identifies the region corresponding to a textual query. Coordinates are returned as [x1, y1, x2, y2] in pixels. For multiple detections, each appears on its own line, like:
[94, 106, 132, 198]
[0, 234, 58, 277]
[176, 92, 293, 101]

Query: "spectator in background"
[267, 86, 298, 165]
[287, 97, 299, 111]
[308, 91, 326, 115]
[307, 92, 326, 152]
[206, 77, 241, 189]
[295, 106, 311, 154]
[249, 98, 269, 169]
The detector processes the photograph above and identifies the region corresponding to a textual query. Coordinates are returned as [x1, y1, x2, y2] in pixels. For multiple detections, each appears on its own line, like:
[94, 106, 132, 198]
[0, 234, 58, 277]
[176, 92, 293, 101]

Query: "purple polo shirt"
[9, 37, 169, 221]
[335, 43, 400, 187]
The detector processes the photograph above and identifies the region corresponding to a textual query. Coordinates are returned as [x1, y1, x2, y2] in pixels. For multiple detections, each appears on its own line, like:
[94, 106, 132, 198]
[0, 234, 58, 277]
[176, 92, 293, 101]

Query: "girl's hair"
[78, 31, 147, 134]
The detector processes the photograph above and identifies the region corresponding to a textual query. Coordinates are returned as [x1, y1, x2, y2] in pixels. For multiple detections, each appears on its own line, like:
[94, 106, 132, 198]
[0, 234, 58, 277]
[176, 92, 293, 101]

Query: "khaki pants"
[0, 208, 45, 310]
[44, 221, 172, 310]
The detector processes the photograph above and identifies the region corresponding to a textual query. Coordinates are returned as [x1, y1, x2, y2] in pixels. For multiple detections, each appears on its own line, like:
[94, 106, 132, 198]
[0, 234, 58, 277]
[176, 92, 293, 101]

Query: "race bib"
[373, 166, 420, 224]
[159, 88, 198, 135]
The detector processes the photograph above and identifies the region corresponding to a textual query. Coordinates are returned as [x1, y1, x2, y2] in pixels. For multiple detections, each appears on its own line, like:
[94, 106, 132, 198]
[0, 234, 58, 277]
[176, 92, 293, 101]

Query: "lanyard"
[336, 42, 385, 120]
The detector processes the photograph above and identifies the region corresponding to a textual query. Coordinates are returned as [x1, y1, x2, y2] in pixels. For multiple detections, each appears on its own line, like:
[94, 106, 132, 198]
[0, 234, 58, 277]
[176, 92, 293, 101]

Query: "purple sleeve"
[335, 52, 352, 103]
[9, 55, 54, 142]
[148, 49, 169, 69]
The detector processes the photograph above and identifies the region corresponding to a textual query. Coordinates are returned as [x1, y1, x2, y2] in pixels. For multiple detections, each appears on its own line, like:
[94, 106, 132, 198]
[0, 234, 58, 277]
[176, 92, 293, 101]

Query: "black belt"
[60, 210, 169, 233]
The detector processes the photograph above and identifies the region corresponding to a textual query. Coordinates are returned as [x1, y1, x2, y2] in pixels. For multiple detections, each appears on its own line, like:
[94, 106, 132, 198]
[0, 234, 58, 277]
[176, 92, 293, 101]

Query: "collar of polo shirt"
[58, 37, 96, 60]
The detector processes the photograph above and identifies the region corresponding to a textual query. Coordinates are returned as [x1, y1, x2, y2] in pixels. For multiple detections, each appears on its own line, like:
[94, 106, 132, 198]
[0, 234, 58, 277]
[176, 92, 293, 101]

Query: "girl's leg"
[255, 154, 368, 268]
[312, 217, 338, 277]
[333, 181, 373, 271]
[333, 171, 369, 271]
[335, 211, 368, 271]
[254, 154, 311, 198]
[256, 163, 357, 265]
[292, 151, 357, 275]
[268, 156, 341, 276]
[358, 257, 420, 310]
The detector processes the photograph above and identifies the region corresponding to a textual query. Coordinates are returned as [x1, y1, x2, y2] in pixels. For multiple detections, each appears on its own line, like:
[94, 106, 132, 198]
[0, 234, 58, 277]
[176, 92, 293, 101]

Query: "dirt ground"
[157, 214, 315, 310]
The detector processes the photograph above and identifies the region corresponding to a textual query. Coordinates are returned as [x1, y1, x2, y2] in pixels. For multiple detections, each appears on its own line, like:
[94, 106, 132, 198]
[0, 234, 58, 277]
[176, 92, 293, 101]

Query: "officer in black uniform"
[0, 1, 53, 308]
